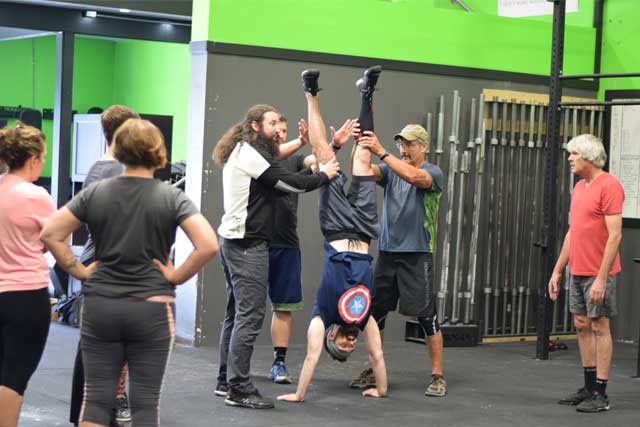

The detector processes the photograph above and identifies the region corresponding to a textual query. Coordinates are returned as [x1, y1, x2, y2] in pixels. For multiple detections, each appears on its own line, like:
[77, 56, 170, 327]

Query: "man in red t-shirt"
[549, 134, 624, 413]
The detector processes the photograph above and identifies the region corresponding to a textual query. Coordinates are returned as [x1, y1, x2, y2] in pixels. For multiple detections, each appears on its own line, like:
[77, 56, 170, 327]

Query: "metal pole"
[597, 109, 604, 140]
[51, 31, 74, 208]
[635, 257, 640, 378]
[510, 101, 527, 334]
[438, 90, 460, 322]
[525, 103, 546, 335]
[517, 100, 536, 334]
[465, 94, 485, 324]
[452, 96, 470, 324]
[435, 95, 445, 167]
[426, 113, 433, 164]
[502, 99, 518, 335]
[493, 100, 509, 335]
[484, 96, 499, 336]
[537, 0, 565, 360]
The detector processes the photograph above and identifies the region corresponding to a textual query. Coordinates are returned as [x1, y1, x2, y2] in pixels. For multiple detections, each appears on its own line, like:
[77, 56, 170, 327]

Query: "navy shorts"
[267, 247, 303, 311]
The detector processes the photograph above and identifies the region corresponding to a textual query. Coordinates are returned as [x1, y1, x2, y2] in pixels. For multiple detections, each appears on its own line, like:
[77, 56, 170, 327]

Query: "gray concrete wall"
[178, 49, 617, 347]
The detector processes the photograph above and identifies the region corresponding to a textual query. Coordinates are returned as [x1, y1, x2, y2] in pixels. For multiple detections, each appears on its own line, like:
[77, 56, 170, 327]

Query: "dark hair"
[101, 105, 140, 146]
[279, 115, 287, 124]
[113, 119, 167, 169]
[0, 122, 45, 170]
[212, 104, 279, 166]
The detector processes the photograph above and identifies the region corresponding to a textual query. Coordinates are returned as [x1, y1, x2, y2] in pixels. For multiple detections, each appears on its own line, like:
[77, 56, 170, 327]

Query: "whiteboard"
[609, 99, 640, 220]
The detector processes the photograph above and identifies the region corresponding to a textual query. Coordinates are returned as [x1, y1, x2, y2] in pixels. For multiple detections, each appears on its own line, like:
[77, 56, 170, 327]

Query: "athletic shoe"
[557, 387, 591, 405]
[214, 382, 229, 397]
[301, 69, 321, 96]
[268, 361, 293, 384]
[224, 390, 275, 409]
[356, 65, 382, 94]
[349, 368, 376, 389]
[114, 394, 131, 423]
[424, 374, 447, 397]
[576, 393, 610, 413]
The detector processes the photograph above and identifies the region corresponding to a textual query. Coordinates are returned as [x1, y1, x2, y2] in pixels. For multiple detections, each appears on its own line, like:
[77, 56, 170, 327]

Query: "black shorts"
[372, 251, 436, 318]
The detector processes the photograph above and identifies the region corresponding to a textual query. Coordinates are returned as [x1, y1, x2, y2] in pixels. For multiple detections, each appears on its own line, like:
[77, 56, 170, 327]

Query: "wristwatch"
[380, 151, 390, 161]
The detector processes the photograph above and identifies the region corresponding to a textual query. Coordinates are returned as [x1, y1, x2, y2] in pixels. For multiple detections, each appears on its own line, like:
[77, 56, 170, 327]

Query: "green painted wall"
[198, 0, 596, 77]
[598, 0, 640, 98]
[112, 40, 190, 162]
[0, 36, 115, 177]
[0, 36, 189, 177]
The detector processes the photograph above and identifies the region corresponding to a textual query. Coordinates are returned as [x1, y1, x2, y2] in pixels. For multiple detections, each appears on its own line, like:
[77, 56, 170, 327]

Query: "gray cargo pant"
[218, 237, 269, 395]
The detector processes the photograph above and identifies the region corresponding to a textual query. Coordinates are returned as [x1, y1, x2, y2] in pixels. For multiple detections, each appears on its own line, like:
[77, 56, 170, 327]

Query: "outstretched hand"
[298, 119, 309, 145]
[331, 119, 359, 147]
[318, 158, 340, 180]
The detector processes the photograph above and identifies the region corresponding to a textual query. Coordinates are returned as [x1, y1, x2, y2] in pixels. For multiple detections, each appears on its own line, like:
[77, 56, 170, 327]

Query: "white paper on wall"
[498, 0, 579, 18]
[610, 100, 640, 219]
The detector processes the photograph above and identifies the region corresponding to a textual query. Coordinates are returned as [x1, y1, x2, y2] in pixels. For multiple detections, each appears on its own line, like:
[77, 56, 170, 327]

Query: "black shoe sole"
[224, 398, 274, 409]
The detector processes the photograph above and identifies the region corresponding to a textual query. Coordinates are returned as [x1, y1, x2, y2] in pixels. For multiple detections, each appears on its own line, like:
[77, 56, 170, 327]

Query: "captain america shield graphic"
[338, 285, 371, 324]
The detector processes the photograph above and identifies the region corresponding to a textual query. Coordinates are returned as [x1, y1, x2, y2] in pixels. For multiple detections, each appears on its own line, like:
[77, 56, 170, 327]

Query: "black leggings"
[80, 295, 175, 427]
[0, 288, 51, 395]
[357, 91, 374, 135]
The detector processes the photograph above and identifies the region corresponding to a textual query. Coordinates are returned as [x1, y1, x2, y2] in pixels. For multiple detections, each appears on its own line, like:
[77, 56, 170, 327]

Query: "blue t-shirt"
[378, 162, 443, 252]
[311, 242, 374, 331]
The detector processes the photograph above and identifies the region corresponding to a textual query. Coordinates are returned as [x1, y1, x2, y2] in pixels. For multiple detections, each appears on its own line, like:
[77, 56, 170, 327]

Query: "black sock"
[357, 93, 374, 136]
[273, 347, 287, 365]
[583, 367, 596, 393]
[595, 378, 608, 396]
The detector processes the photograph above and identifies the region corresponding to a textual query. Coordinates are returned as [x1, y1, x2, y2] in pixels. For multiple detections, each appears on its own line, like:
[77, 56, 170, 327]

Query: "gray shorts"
[569, 275, 618, 318]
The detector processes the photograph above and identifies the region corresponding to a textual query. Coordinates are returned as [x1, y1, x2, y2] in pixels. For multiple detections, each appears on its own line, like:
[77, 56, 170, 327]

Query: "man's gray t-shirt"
[79, 160, 124, 265]
[378, 162, 443, 252]
[67, 176, 199, 298]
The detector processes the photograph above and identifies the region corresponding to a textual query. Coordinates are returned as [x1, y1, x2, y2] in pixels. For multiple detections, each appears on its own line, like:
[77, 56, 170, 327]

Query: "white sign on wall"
[609, 100, 640, 220]
[498, 0, 579, 18]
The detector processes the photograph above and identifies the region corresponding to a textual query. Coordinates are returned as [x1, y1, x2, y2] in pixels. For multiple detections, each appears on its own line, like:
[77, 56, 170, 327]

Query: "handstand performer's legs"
[302, 70, 334, 164]
[356, 65, 382, 135]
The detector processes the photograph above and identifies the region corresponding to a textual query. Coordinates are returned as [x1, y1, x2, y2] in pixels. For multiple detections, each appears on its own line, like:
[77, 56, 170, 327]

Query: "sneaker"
[214, 382, 229, 397]
[114, 394, 131, 423]
[356, 65, 382, 94]
[349, 368, 376, 389]
[576, 393, 610, 413]
[424, 374, 447, 397]
[557, 387, 591, 405]
[224, 390, 275, 409]
[268, 361, 293, 384]
[301, 69, 321, 96]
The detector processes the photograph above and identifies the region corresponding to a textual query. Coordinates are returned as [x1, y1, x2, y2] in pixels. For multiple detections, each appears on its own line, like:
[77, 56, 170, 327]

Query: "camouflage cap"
[394, 124, 429, 142]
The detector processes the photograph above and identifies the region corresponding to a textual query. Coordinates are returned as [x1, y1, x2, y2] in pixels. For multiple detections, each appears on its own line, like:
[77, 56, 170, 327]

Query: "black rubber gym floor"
[22, 323, 640, 426]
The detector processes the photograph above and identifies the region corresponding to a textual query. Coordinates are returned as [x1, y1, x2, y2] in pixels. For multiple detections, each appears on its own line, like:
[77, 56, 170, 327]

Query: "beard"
[251, 129, 280, 158]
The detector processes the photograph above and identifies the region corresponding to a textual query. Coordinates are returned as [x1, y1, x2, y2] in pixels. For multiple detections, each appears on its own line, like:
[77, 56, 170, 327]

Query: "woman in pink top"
[0, 123, 56, 427]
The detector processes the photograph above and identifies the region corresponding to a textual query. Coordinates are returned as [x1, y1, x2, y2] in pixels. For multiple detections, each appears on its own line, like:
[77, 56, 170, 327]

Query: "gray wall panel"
[194, 51, 621, 348]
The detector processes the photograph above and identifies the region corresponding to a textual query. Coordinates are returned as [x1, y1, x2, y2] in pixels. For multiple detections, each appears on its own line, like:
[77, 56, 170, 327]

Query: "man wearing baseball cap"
[353, 123, 447, 397]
